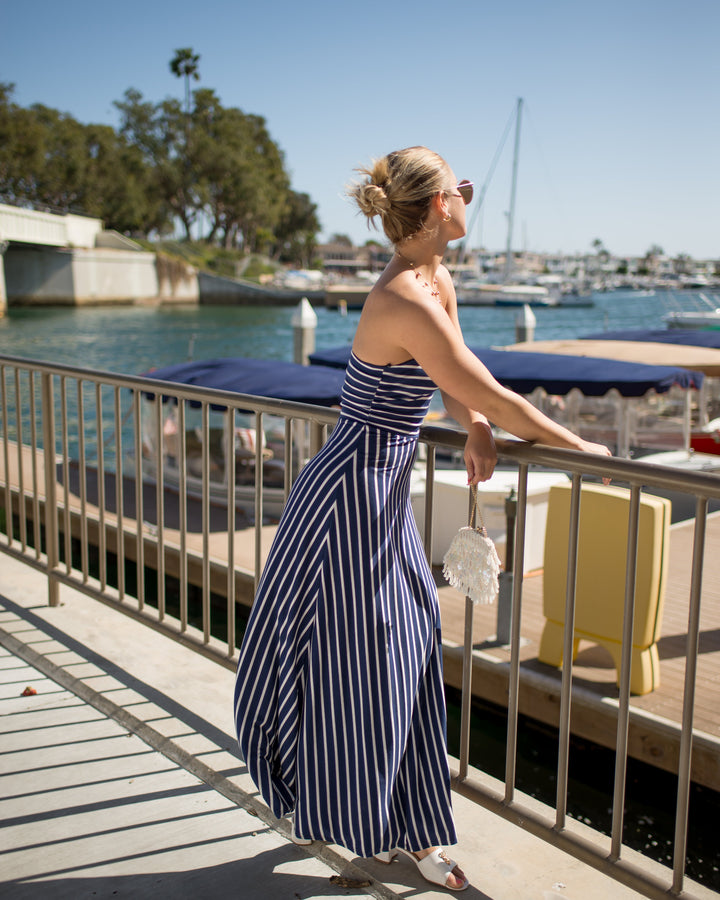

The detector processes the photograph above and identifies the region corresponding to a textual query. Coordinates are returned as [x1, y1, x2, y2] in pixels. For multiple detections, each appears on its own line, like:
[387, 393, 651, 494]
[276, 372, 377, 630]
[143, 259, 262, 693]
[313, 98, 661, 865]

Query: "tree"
[329, 233, 353, 246]
[0, 83, 45, 206]
[79, 123, 166, 235]
[170, 48, 200, 117]
[274, 191, 320, 265]
[0, 84, 161, 233]
[673, 253, 693, 275]
[192, 95, 291, 251]
[1, 80, 321, 256]
[591, 238, 610, 260]
[115, 88, 196, 238]
[642, 244, 664, 275]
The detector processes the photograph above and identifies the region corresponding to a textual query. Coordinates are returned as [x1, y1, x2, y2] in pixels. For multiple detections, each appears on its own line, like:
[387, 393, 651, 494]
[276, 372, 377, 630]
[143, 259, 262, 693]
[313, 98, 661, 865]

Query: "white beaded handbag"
[442, 484, 501, 605]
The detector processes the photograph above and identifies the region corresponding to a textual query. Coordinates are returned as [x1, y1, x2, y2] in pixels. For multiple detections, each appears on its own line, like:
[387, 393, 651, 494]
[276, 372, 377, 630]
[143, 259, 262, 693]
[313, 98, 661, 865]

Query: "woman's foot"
[290, 812, 312, 845]
[402, 846, 469, 892]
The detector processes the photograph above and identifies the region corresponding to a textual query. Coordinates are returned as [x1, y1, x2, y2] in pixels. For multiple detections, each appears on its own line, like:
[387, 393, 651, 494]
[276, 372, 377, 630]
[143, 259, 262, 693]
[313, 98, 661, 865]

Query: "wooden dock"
[436, 514, 720, 791]
[2, 442, 719, 790]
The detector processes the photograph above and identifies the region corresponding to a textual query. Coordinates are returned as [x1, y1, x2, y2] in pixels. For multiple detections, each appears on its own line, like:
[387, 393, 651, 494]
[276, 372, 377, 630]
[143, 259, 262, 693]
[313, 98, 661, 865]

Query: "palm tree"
[169, 49, 201, 239]
[170, 48, 200, 117]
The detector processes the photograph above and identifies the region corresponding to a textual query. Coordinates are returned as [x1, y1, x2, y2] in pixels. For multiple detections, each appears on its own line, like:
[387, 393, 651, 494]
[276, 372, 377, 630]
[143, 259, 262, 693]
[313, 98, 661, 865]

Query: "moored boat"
[457, 282, 558, 306]
[137, 358, 346, 520]
[663, 293, 720, 329]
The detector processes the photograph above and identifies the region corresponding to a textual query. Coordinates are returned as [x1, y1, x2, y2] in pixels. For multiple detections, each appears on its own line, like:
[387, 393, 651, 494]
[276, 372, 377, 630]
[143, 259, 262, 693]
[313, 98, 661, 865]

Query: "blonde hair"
[347, 146, 451, 245]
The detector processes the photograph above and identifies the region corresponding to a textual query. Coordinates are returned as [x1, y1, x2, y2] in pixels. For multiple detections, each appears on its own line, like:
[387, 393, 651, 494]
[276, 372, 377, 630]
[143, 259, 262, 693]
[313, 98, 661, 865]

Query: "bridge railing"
[0, 201, 102, 247]
[1, 352, 718, 900]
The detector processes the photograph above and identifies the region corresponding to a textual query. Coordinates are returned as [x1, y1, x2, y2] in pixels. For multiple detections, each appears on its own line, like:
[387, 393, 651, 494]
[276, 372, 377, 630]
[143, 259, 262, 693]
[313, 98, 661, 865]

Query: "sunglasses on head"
[445, 180, 474, 205]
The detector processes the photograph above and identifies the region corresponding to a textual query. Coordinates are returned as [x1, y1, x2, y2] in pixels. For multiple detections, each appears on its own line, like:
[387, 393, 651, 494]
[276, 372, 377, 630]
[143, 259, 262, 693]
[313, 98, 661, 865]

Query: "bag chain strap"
[469, 483, 487, 532]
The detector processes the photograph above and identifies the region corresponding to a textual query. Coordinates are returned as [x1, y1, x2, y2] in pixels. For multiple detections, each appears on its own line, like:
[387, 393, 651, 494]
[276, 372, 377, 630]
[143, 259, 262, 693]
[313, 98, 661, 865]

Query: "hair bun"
[347, 147, 447, 243]
[358, 183, 390, 217]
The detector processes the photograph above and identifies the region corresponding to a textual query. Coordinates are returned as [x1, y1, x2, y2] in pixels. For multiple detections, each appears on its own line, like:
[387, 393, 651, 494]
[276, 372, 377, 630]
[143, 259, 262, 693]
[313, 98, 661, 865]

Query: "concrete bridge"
[0, 203, 198, 315]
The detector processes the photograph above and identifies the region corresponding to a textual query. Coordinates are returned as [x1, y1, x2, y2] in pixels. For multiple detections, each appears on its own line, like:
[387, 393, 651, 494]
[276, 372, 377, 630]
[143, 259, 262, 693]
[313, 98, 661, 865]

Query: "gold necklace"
[395, 251, 441, 299]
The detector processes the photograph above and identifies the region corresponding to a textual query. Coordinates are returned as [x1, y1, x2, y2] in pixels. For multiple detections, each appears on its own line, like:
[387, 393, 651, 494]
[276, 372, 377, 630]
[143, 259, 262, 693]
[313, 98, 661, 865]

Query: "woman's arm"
[439, 272, 498, 483]
[396, 290, 609, 457]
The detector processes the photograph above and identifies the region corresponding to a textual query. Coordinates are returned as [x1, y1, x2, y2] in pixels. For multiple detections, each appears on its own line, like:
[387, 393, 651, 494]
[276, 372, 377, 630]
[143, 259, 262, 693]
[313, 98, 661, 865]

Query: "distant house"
[316, 241, 392, 276]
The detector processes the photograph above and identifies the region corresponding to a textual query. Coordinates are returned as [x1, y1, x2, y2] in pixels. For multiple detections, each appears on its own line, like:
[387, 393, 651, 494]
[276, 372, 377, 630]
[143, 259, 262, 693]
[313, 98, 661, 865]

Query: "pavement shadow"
[355, 853, 494, 898]
[1, 843, 368, 900]
[0, 594, 244, 777]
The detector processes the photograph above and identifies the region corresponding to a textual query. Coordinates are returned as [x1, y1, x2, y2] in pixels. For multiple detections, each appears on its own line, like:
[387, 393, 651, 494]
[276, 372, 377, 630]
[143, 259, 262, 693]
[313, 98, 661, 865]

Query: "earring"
[442, 213, 451, 222]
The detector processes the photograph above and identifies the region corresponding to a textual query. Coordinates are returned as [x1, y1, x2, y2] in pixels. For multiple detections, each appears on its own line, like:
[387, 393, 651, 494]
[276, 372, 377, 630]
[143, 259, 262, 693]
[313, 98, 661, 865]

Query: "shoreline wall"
[4, 246, 199, 306]
[198, 271, 324, 306]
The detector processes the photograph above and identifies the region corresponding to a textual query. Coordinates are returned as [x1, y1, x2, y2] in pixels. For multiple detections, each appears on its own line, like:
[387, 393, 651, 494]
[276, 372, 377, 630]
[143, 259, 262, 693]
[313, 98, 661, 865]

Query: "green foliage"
[139, 240, 280, 282]
[275, 191, 320, 267]
[242, 256, 277, 280]
[0, 83, 163, 234]
[0, 67, 321, 266]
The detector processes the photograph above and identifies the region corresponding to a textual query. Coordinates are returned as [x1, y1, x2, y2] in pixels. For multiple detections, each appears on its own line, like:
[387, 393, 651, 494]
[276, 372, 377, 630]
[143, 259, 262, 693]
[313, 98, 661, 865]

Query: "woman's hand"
[578, 439, 612, 457]
[577, 439, 613, 485]
[464, 421, 498, 484]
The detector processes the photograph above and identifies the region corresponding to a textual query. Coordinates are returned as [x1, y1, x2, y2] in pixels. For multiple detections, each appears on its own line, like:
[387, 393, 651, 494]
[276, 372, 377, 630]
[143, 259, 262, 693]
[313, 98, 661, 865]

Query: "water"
[0, 289, 717, 372]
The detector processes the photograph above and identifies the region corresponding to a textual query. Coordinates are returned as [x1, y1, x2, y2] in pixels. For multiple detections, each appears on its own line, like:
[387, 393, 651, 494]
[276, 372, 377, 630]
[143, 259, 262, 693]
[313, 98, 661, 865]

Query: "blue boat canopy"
[141, 357, 346, 408]
[308, 345, 701, 398]
[582, 328, 720, 349]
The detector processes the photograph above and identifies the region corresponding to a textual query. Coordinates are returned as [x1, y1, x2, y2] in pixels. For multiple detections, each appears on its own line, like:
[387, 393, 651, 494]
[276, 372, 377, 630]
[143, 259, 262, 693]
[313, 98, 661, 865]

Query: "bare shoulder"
[353, 275, 442, 364]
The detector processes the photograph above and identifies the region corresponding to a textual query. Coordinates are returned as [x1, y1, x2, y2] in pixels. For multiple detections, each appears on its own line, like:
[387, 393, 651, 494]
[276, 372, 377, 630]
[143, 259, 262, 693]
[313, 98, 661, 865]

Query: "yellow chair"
[538, 483, 671, 695]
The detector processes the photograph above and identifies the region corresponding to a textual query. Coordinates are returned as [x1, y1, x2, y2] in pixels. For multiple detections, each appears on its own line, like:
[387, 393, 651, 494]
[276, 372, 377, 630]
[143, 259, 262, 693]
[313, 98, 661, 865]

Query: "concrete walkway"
[0, 554, 705, 900]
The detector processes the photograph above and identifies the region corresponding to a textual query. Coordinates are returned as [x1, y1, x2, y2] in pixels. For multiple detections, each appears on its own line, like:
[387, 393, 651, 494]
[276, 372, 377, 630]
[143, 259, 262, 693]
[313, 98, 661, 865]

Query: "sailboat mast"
[504, 97, 523, 283]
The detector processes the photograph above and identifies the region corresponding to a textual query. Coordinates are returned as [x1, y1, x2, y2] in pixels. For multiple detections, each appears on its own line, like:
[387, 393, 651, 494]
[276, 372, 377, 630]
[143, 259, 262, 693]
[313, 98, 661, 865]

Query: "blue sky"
[2, 0, 718, 259]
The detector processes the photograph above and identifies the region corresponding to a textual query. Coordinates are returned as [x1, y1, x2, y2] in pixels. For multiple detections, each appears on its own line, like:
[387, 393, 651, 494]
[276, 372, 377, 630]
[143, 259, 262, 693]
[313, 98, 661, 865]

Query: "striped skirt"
[233, 414, 456, 857]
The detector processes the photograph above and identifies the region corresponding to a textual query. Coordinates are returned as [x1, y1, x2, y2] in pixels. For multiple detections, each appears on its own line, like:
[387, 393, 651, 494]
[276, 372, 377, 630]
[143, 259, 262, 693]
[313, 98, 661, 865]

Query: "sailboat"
[456, 98, 560, 308]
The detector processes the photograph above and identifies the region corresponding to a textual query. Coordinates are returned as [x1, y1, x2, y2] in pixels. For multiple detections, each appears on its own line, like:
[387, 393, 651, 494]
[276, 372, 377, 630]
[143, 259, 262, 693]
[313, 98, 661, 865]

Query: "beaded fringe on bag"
[442, 485, 501, 606]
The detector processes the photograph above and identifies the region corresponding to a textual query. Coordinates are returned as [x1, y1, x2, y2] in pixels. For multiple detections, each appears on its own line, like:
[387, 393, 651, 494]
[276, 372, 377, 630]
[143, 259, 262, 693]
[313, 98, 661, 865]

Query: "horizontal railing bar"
[421, 426, 720, 499]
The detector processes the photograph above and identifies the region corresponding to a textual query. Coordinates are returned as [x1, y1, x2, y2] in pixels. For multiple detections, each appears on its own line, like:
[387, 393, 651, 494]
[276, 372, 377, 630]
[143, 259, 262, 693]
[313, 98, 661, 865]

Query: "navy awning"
[582, 328, 720, 349]
[141, 357, 346, 408]
[308, 345, 701, 397]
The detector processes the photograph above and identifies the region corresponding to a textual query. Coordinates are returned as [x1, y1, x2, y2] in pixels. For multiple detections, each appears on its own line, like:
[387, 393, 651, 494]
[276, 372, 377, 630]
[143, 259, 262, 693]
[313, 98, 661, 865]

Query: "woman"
[234, 146, 611, 893]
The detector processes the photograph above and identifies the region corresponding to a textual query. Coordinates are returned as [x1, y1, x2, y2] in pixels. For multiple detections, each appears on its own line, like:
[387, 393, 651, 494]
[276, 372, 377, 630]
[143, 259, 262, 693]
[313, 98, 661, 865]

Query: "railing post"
[672, 496, 707, 895]
[458, 484, 475, 782]
[41, 372, 59, 606]
[496, 488, 516, 645]
[504, 463, 529, 801]
[0, 240, 8, 319]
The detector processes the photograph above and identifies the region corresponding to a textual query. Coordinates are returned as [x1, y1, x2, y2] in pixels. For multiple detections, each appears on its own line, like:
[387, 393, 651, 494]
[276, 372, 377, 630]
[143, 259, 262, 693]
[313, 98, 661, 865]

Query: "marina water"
[0, 288, 717, 373]
[1, 288, 719, 888]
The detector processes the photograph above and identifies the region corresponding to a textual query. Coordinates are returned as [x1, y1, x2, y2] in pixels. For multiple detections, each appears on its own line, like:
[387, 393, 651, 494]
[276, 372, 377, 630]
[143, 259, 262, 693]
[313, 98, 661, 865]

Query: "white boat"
[663, 293, 720, 329]
[457, 282, 557, 306]
[137, 358, 346, 521]
[664, 309, 720, 330]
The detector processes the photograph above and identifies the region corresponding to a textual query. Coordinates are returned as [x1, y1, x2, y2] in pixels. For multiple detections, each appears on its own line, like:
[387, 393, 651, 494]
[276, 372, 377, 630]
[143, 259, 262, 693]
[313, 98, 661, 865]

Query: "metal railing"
[1, 352, 719, 899]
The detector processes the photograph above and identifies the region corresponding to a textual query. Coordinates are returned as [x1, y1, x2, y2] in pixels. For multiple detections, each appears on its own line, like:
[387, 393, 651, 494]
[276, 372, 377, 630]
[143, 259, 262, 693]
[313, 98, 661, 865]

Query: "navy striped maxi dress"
[233, 351, 457, 857]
